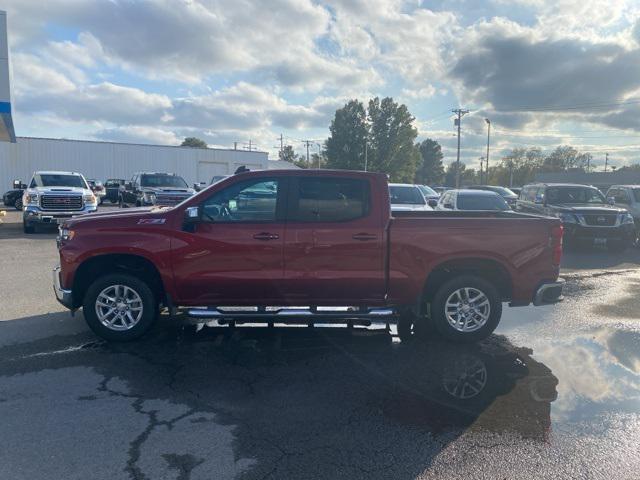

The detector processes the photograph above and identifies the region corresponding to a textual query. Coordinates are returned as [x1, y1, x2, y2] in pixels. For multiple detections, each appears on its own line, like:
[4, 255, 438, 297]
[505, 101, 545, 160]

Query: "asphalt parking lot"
[1, 207, 640, 479]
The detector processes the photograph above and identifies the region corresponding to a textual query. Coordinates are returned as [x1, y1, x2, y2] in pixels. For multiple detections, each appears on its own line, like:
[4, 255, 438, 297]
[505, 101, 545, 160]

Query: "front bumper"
[53, 266, 73, 309]
[23, 205, 98, 225]
[563, 223, 635, 243]
[533, 279, 565, 306]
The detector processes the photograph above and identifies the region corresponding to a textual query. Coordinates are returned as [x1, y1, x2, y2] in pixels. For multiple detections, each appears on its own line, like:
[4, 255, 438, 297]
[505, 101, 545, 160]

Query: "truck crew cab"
[22, 171, 97, 233]
[54, 169, 564, 343]
[119, 172, 195, 208]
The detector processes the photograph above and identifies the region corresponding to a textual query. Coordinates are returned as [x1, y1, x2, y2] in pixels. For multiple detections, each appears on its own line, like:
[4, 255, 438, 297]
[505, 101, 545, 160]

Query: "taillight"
[551, 224, 563, 266]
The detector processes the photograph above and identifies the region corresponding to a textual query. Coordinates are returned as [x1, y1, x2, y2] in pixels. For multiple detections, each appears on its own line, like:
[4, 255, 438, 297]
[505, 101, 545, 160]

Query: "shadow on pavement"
[0, 316, 558, 479]
[561, 244, 640, 271]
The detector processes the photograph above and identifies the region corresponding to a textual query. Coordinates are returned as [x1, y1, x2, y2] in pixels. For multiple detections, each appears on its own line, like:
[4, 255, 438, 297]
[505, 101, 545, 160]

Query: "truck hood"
[142, 187, 195, 195]
[64, 206, 168, 227]
[29, 186, 88, 195]
[550, 203, 627, 214]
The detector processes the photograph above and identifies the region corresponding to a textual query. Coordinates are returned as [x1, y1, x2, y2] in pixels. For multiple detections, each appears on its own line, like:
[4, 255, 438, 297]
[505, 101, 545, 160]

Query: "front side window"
[31, 174, 87, 189]
[291, 177, 370, 222]
[141, 175, 188, 188]
[201, 178, 280, 222]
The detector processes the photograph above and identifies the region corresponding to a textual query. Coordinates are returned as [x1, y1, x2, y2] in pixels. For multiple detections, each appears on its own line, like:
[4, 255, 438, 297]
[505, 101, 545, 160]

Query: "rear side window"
[290, 177, 370, 222]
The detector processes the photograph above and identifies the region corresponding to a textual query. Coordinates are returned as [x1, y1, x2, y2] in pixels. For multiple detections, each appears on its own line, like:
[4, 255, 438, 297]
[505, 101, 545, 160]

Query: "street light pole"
[364, 140, 368, 172]
[485, 118, 491, 184]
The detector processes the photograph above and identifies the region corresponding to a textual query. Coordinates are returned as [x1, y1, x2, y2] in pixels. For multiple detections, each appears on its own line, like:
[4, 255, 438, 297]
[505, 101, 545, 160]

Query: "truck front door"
[172, 176, 287, 304]
[282, 175, 386, 305]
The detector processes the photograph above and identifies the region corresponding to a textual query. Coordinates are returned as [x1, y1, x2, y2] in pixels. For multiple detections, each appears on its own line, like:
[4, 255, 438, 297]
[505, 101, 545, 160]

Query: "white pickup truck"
[22, 171, 98, 233]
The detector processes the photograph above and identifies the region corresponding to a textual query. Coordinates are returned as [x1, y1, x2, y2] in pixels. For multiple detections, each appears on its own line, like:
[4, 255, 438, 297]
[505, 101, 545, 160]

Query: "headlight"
[622, 213, 635, 225]
[58, 227, 75, 241]
[143, 192, 156, 204]
[24, 193, 39, 205]
[557, 212, 577, 224]
[83, 193, 96, 204]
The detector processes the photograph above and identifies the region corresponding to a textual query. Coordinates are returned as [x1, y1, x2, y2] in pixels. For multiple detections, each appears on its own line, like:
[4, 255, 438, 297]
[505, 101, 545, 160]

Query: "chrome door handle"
[253, 232, 279, 241]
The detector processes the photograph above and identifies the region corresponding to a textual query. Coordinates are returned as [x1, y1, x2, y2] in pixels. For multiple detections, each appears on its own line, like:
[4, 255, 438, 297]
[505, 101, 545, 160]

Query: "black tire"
[429, 275, 502, 343]
[14, 198, 23, 210]
[82, 273, 158, 341]
[23, 221, 35, 234]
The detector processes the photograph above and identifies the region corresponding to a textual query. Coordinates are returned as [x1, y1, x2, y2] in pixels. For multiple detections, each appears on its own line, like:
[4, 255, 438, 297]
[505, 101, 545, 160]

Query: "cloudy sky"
[2, 0, 640, 169]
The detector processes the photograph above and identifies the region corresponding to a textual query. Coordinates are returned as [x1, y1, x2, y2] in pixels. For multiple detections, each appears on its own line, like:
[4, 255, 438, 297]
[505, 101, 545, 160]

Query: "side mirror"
[444, 203, 454, 209]
[193, 183, 201, 192]
[534, 194, 544, 204]
[428, 199, 438, 208]
[607, 197, 615, 205]
[124, 181, 132, 190]
[184, 206, 200, 222]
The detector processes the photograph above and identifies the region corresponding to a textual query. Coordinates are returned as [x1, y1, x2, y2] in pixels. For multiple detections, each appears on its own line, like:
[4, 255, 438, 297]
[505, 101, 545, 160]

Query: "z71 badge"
[137, 218, 166, 225]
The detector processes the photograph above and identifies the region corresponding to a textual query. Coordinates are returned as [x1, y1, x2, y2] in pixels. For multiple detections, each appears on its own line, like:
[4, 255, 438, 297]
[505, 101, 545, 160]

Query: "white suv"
[22, 171, 98, 233]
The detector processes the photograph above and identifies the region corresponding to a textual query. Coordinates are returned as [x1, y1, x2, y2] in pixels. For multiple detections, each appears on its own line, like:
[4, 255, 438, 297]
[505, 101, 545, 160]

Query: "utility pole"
[479, 156, 485, 184]
[452, 109, 469, 188]
[485, 118, 491, 184]
[233, 142, 237, 151]
[278, 134, 284, 153]
[315, 143, 322, 169]
[604, 153, 609, 172]
[364, 140, 368, 172]
[302, 140, 312, 168]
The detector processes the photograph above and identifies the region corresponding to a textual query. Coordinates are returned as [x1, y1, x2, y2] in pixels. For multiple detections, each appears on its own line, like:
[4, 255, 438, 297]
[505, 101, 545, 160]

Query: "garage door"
[197, 162, 228, 184]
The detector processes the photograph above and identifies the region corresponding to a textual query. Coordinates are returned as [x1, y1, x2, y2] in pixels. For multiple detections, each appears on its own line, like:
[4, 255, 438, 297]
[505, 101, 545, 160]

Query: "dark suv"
[516, 183, 635, 251]
[119, 172, 195, 208]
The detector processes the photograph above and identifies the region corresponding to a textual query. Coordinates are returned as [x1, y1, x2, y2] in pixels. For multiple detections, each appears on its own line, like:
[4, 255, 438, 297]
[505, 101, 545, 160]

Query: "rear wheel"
[429, 275, 502, 343]
[82, 273, 158, 341]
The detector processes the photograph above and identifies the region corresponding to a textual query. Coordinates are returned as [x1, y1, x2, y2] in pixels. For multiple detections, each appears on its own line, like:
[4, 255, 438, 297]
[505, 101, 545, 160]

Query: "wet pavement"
[1, 214, 640, 479]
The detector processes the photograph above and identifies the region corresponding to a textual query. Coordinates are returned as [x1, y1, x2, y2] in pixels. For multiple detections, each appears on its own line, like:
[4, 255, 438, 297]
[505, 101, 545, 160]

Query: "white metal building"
[0, 136, 270, 188]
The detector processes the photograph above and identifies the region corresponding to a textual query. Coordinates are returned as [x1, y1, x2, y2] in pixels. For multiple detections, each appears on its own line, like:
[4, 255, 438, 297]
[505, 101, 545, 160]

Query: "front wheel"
[14, 197, 23, 210]
[429, 275, 502, 343]
[82, 273, 158, 341]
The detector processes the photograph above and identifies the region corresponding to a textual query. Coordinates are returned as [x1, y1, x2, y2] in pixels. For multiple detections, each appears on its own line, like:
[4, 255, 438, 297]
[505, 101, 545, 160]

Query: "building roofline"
[15, 136, 269, 155]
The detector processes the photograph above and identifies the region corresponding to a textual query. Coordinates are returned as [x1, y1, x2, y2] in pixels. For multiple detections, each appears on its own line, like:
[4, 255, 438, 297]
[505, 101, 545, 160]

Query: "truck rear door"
[282, 175, 386, 304]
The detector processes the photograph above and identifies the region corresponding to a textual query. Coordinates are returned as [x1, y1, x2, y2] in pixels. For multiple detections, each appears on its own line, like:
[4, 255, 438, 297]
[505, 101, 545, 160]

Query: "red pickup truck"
[53, 169, 564, 343]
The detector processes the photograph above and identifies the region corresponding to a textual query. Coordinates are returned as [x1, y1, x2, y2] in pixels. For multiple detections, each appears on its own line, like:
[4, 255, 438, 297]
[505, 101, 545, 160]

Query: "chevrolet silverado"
[54, 169, 564, 343]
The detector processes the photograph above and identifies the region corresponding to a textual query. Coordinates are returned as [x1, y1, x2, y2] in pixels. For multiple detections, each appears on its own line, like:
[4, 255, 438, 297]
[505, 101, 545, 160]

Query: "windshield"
[546, 187, 605, 204]
[418, 185, 438, 197]
[458, 194, 510, 211]
[31, 174, 87, 189]
[141, 175, 188, 188]
[389, 185, 426, 205]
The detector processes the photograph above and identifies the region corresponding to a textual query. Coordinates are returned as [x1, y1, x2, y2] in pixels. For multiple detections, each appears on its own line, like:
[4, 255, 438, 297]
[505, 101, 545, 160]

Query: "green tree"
[445, 162, 478, 187]
[279, 145, 296, 163]
[181, 137, 207, 148]
[367, 97, 420, 182]
[325, 100, 368, 170]
[415, 138, 445, 185]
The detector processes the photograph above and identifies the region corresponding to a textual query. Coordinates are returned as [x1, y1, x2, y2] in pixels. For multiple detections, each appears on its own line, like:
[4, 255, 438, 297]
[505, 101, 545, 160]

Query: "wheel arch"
[72, 253, 165, 308]
[422, 257, 513, 304]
